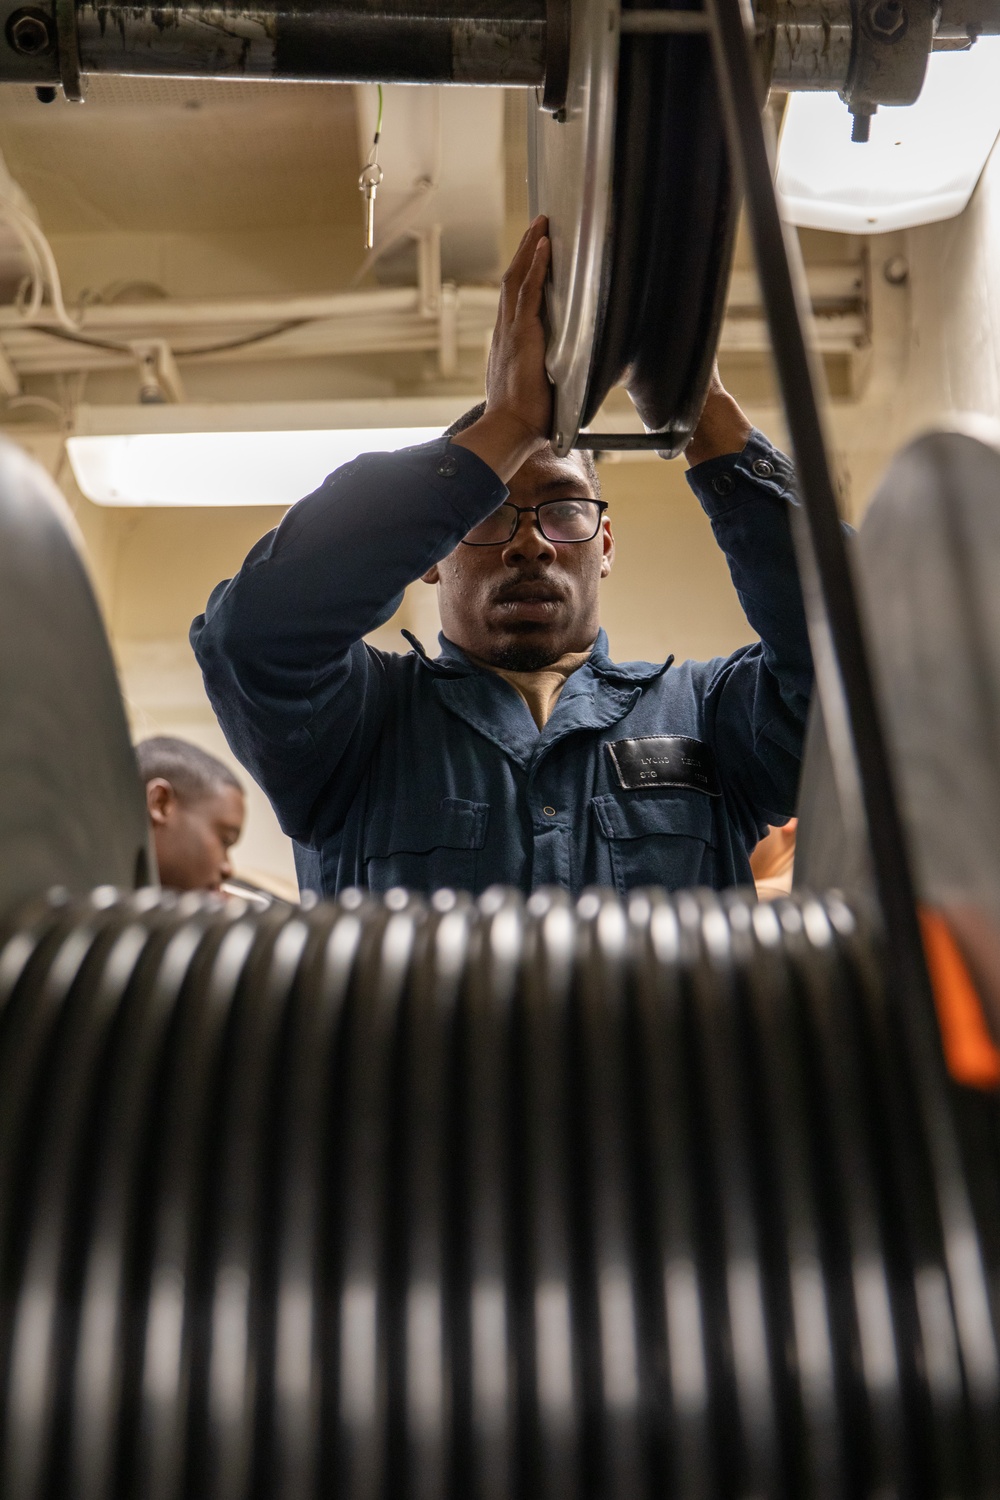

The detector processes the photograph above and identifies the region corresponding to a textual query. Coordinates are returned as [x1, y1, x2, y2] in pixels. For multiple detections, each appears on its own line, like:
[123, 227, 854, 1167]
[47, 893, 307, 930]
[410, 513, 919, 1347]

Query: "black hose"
[0, 883, 996, 1500]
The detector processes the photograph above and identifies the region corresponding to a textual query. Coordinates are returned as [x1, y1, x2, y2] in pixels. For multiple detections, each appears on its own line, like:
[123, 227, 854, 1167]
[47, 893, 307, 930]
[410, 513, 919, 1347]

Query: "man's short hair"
[135, 736, 242, 805]
[444, 403, 601, 497]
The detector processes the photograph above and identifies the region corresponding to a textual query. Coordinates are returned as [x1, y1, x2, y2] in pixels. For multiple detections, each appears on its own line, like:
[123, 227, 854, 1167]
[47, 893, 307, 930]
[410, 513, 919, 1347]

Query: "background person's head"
[135, 736, 245, 892]
[422, 403, 614, 671]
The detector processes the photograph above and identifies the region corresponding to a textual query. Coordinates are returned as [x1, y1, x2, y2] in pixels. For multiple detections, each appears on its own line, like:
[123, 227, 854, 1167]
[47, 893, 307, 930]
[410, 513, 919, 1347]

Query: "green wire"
[374, 83, 383, 144]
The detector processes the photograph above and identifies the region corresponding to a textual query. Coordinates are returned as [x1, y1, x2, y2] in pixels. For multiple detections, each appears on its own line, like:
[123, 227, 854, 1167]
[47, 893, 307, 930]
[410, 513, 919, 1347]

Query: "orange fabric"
[920, 908, 1000, 1091]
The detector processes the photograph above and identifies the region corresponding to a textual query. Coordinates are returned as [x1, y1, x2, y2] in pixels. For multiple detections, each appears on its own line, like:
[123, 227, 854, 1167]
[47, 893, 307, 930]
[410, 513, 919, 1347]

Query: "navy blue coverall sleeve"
[685, 429, 813, 836]
[190, 438, 507, 842]
[192, 427, 813, 858]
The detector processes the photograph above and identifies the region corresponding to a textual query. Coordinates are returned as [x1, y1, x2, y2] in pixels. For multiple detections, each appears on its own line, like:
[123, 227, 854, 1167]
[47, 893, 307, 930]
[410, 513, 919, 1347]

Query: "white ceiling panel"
[0, 77, 361, 234]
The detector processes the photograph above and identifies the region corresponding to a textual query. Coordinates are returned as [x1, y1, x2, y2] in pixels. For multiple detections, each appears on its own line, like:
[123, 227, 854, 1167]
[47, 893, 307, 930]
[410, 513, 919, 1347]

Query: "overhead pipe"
[0, 0, 561, 96]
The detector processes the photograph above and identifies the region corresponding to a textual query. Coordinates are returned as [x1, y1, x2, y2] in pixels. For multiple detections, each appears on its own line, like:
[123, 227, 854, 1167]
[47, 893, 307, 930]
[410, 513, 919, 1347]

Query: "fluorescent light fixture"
[777, 37, 1000, 234]
[67, 398, 471, 507]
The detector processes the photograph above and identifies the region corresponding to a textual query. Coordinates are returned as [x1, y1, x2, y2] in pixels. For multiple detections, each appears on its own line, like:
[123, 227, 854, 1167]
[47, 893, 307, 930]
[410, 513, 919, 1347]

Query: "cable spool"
[528, 0, 736, 456]
[0, 881, 996, 1499]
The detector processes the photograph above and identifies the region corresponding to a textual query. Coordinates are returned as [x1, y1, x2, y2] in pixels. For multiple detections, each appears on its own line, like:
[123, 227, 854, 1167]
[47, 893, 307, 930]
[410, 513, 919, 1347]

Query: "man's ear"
[599, 516, 615, 579]
[421, 564, 440, 584]
[146, 777, 177, 827]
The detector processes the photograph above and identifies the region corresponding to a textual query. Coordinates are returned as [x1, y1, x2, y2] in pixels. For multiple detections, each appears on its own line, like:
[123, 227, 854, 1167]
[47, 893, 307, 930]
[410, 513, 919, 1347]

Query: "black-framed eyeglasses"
[461, 498, 608, 547]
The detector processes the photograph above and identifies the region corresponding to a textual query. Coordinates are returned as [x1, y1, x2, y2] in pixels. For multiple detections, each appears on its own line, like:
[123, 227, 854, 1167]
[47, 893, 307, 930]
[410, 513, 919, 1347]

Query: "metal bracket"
[542, 0, 572, 111]
[129, 340, 185, 403]
[706, 0, 925, 984]
[53, 0, 83, 99]
[575, 430, 682, 449]
[840, 0, 935, 131]
[619, 10, 711, 31]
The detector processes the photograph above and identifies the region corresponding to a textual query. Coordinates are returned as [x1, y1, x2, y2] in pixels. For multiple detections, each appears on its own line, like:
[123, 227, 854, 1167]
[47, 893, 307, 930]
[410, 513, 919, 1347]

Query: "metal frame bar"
[574, 432, 681, 449]
[619, 10, 711, 30]
[706, 0, 930, 1007]
[18, 0, 550, 91]
[705, 0, 1000, 1442]
[54, 0, 84, 100]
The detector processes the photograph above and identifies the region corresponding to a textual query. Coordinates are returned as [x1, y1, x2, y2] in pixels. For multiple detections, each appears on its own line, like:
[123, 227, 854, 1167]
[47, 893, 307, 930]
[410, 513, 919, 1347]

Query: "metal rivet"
[752, 458, 775, 478]
[712, 472, 736, 497]
[543, 806, 556, 817]
[436, 454, 458, 478]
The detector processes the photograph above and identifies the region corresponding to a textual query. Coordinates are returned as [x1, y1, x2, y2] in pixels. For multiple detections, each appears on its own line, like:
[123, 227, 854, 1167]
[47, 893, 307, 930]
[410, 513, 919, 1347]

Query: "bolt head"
[7, 8, 53, 55]
[866, 0, 906, 37]
[883, 254, 909, 285]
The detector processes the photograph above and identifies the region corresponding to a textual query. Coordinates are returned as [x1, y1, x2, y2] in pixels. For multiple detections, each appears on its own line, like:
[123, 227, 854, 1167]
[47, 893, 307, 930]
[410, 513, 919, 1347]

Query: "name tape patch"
[606, 735, 721, 796]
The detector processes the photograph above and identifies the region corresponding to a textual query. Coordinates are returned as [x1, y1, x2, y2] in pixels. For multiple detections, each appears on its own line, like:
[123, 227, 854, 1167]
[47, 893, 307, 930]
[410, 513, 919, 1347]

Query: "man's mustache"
[490, 571, 568, 606]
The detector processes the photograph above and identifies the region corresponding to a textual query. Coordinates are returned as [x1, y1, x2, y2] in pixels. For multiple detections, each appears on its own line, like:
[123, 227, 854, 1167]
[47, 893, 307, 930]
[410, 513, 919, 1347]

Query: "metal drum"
[796, 431, 1000, 928]
[0, 438, 151, 913]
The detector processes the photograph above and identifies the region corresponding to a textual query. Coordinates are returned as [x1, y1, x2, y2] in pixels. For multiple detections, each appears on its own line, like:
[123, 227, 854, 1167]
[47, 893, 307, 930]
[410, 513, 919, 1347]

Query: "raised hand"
[683, 361, 753, 467]
[451, 216, 554, 482]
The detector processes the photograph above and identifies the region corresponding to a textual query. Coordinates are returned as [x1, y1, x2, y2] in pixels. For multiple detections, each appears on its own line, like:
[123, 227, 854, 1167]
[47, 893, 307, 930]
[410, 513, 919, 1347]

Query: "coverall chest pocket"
[363, 796, 489, 895]
[592, 790, 717, 895]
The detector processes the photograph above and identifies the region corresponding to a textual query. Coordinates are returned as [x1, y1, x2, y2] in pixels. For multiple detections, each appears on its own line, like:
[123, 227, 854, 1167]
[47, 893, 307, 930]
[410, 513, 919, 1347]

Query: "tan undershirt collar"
[469, 645, 595, 729]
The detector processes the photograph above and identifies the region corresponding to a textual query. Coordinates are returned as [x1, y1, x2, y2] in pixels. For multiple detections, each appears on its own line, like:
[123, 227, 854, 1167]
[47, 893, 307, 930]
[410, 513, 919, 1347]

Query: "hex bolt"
[137, 352, 166, 404]
[867, 0, 906, 36]
[851, 109, 873, 141]
[7, 9, 53, 54]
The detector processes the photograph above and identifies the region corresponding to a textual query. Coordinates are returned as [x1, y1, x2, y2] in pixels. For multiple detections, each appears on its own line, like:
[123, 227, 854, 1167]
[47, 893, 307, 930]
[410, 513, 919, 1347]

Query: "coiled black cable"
[0, 883, 996, 1500]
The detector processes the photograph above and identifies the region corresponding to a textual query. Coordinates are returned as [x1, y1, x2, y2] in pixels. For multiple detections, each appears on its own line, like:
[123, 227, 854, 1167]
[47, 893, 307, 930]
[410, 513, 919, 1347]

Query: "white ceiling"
[0, 77, 362, 234]
[354, 84, 506, 284]
[0, 76, 867, 418]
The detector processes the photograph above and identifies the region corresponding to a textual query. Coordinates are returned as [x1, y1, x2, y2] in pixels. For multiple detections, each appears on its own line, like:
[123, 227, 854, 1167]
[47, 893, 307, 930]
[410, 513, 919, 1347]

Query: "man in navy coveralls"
[191, 217, 812, 899]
